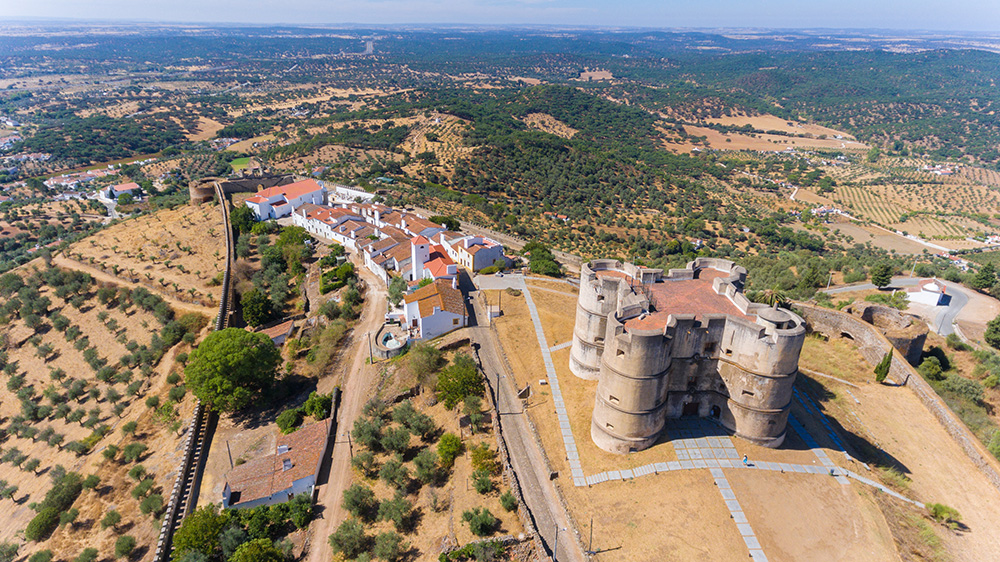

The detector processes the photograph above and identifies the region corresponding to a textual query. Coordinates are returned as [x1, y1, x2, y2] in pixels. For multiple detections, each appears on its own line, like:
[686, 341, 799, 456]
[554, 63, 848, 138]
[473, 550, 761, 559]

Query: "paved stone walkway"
[549, 341, 573, 352]
[519, 285, 585, 484]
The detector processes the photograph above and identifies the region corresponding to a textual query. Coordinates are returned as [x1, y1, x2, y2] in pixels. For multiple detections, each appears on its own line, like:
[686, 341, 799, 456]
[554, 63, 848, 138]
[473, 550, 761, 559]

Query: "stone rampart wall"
[796, 303, 1000, 492]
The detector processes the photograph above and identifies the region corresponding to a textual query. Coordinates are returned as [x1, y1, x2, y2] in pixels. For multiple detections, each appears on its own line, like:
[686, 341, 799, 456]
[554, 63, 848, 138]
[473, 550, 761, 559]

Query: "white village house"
[245, 178, 326, 221]
[403, 279, 467, 340]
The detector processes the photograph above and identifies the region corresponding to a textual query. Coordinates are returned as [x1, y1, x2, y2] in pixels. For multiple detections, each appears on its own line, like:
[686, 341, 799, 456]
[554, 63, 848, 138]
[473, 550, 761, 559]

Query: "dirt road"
[468, 294, 586, 562]
[306, 254, 386, 562]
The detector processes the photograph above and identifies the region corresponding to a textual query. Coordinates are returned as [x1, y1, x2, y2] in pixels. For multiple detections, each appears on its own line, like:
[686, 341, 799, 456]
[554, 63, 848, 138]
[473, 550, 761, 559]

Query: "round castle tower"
[577, 258, 806, 454]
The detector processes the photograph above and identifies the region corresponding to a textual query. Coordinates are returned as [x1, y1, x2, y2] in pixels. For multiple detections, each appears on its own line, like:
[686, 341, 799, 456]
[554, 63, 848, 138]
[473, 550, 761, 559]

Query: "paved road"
[307, 253, 387, 562]
[467, 292, 586, 562]
[95, 194, 120, 219]
[822, 276, 969, 335]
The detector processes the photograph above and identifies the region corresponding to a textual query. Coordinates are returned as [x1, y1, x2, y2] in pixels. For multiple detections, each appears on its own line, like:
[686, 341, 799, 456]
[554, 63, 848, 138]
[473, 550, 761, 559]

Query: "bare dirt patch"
[519, 113, 578, 139]
[187, 116, 225, 141]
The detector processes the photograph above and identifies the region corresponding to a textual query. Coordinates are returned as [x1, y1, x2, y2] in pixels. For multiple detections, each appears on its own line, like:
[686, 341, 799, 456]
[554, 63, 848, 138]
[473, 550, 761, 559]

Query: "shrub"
[145, 395, 160, 409]
[942, 373, 984, 404]
[276, 407, 303, 434]
[82, 474, 100, 489]
[500, 490, 518, 512]
[437, 354, 484, 409]
[927, 503, 961, 529]
[288, 493, 314, 529]
[169, 385, 187, 402]
[25, 507, 60, 541]
[462, 507, 499, 537]
[438, 432, 463, 468]
[59, 508, 79, 527]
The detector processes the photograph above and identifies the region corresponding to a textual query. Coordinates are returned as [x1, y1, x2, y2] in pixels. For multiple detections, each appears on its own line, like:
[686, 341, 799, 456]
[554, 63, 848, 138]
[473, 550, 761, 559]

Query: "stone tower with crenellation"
[569, 258, 806, 454]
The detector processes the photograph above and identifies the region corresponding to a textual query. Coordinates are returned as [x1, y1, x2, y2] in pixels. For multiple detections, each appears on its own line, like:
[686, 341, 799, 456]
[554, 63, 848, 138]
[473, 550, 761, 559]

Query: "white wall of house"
[420, 308, 466, 340]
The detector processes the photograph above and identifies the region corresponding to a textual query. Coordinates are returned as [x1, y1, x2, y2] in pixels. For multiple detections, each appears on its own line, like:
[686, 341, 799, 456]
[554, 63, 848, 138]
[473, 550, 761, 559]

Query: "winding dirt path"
[306, 253, 387, 562]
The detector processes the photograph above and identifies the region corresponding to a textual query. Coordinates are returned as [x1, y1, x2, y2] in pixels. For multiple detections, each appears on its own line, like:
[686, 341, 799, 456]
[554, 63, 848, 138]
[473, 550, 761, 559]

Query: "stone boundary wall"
[153, 185, 235, 562]
[796, 303, 1000, 492]
[482, 301, 590, 561]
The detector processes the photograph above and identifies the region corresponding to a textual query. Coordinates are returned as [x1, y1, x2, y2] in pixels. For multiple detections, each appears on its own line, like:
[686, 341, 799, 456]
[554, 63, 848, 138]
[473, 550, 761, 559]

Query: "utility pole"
[589, 516, 594, 554]
[826, 271, 833, 290]
[367, 331, 373, 364]
[910, 258, 918, 277]
[226, 440, 233, 469]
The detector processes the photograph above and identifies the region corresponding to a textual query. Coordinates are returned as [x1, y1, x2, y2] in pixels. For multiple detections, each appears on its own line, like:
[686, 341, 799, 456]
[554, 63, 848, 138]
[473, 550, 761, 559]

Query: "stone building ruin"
[569, 258, 806, 454]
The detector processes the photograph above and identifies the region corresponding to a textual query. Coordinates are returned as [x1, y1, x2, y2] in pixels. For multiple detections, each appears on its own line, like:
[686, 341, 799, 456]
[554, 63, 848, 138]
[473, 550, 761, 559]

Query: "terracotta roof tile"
[225, 419, 331, 505]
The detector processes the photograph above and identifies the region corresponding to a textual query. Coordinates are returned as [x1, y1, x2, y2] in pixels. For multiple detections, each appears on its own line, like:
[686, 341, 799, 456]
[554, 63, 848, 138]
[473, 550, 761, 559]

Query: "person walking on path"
[742, 454, 749, 467]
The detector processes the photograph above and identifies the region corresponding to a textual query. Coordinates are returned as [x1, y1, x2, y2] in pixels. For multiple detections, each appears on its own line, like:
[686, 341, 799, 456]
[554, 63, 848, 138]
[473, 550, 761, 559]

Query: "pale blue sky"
[2, 0, 999, 32]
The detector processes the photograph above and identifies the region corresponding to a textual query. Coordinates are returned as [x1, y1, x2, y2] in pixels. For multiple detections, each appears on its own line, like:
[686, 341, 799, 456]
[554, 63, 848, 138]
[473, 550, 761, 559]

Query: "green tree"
[328, 519, 368, 559]
[230, 204, 256, 234]
[438, 432, 464, 468]
[342, 484, 377, 521]
[0, 544, 16, 562]
[228, 538, 284, 562]
[436, 354, 484, 409]
[240, 288, 272, 328]
[987, 315, 1000, 350]
[73, 548, 98, 562]
[184, 328, 281, 412]
[114, 535, 136, 559]
[171, 505, 230, 560]
[874, 348, 893, 383]
[28, 551, 53, 562]
[373, 531, 406, 562]
[388, 275, 407, 308]
[117, 193, 135, 206]
[973, 263, 998, 292]
[462, 507, 499, 537]
[377, 494, 413, 532]
[870, 262, 893, 289]
[101, 509, 122, 530]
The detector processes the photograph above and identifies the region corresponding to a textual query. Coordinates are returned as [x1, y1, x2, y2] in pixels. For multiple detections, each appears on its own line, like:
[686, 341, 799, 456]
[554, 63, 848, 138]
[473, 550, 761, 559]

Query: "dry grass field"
[798, 336, 1000, 561]
[518, 113, 579, 139]
[668, 125, 870, 153]
[485, 280, 1000, 561]
[0, 264, 204, 560]
[706, 114, 857, 140]
[66, 203, 226, 307]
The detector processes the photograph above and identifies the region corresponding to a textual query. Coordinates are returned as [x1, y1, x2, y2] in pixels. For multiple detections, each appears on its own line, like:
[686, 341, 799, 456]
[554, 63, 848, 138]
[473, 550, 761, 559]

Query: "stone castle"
[569, 258, 806, 454]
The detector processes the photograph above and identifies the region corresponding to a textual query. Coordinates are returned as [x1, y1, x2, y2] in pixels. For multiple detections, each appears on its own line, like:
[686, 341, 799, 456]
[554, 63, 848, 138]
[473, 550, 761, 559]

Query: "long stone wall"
[796, 303, 1000, 492]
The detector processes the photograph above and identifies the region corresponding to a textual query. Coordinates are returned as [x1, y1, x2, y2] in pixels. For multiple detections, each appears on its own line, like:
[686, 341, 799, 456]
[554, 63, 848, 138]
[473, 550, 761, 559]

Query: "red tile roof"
[226, 419, 331, 505]
[404, 279, 465, 317]
[411, 235, 430, 245]
[256, 178, 324, 200]
[604, 269, 751, 331]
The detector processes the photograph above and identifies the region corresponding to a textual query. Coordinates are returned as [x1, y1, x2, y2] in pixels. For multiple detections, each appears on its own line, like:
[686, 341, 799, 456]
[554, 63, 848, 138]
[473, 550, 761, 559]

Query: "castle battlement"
[569, 258, 805, 454]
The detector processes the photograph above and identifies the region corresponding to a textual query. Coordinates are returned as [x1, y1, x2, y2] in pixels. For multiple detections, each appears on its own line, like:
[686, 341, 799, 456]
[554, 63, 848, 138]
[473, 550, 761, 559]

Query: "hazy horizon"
[2, 0, 999, 33]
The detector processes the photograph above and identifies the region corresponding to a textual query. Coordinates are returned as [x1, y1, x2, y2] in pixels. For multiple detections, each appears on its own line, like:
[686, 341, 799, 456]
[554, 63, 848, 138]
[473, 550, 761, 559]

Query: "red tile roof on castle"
[595, 269, 752, 331]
